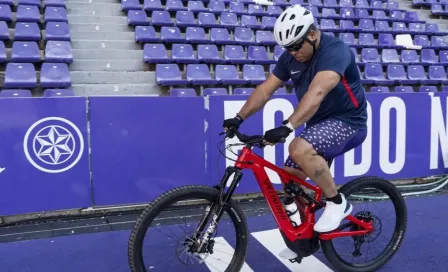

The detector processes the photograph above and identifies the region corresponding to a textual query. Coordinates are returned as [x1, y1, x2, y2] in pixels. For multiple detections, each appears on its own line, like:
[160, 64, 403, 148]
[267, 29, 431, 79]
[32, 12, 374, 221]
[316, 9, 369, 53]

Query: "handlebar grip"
[279, 137, 286, 143]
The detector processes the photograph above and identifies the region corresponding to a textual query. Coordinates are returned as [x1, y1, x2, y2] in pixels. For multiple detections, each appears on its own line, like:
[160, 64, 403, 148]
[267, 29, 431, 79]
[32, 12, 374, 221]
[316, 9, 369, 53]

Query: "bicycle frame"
[230, 145, 374, 242]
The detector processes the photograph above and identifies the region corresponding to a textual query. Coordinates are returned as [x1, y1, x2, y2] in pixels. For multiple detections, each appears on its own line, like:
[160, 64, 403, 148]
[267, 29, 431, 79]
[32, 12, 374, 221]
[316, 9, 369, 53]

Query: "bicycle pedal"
[289, 257, 302, 264]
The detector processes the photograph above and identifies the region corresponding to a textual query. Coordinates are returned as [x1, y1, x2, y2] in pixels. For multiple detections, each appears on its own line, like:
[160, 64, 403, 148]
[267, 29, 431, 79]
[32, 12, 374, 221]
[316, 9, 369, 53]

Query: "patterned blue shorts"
[284, 119, 367, 170]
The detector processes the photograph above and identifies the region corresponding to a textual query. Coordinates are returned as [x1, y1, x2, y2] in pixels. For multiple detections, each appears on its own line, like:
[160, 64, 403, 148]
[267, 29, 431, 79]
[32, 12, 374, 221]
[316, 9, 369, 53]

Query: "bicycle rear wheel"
[320, 176, 407, 272]
[128, 185, 249, 272]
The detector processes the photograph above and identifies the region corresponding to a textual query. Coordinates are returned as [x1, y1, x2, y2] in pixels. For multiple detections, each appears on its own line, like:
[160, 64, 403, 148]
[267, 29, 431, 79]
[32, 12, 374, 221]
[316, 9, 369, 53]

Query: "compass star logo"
[23, 117, 84, 173]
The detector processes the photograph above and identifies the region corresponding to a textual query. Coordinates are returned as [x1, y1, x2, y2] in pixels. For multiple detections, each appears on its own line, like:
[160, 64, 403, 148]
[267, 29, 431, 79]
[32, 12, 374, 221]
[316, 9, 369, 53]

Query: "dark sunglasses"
[284, 38, 306, 52]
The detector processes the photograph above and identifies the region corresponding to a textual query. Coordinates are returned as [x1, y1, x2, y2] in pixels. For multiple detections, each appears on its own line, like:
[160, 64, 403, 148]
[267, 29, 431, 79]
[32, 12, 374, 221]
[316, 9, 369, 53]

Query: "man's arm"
[238, 73, 285, 120]
[287, 70, 341, 129]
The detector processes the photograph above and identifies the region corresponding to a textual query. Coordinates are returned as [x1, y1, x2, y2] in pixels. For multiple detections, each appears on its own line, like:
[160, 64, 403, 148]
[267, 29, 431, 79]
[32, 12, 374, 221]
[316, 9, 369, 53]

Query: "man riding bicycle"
[223, 4, 368, 260]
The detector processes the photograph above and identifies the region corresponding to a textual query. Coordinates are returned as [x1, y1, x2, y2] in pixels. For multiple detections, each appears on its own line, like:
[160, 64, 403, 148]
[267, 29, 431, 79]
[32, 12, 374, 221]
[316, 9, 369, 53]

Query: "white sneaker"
[279, 247, 298, 259]
[314, 193, 352, 233]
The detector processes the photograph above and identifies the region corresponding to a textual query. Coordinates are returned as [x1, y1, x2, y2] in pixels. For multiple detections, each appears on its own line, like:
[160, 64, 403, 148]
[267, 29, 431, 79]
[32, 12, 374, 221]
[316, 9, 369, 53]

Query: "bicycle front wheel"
[128, 185, 249, 272]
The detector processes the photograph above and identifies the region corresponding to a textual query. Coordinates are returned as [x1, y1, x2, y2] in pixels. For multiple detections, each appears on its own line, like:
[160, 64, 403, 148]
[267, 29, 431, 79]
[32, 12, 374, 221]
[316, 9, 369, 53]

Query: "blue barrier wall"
[0, 92, 447, 215]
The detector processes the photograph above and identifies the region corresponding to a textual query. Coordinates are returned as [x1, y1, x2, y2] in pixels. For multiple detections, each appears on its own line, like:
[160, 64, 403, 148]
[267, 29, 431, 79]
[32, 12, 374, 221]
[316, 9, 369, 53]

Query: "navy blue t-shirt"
[272, 33, 367, 129]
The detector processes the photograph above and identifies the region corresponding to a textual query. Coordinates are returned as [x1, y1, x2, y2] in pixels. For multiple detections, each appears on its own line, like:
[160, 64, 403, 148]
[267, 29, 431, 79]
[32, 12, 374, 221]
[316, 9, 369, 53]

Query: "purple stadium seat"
[176, 11, 196, 27]
[234, 27, 256, 45]
[155, 64, 187, 85]
[197, 44, 224, 63]
[16, 5, 40, 23]
[127, 10, 150, 26]
[428, 65, 448, 83]
[151, 11, 174, 26]
[372, 10, 387, 20]
[359, 19, 374, 32]
[425, 23, 441, 35]
[339, 33, 355, 45]
[45, 22, 70, 41]
[375, 20, 389, 32]
[40, 63, 71, 88]
[0, 4, 11, 21]
[172, 43, 199, 63]
[351, 47, 359, 62]
[355, 8, 369, 18]
[340, 0, 354, 7]
[404, 11, 419, 21]
[256, 30, 276, 45]
[248, 46, 274, 64]
[220, 12, 239, 29]
[248, 4, 266, 16]
[322, 8, 337, 18]
[387, 64, 408, 83]
[210, 28, 234, 44]
[390, 10, 403, 21]
[198, 12, 220, 28]
[421, 49, 437, 64]
[269, 63, 275, 73]
[419, 86, 437, 92]
[381, 49, 399, 63]
[261, 16, 276, 30]
[243, 64, 266, 84]
[267, 5, 282, 16]
[414, 35, 430, 47]
[166, 0, 187, 11]
[44, 7, 68, 22]
[135, 26, 159, 43]
[229, 1, 245, 15]
[0, 40, 5, 62]
[387, 1, 399, 9]
[11, 41, 40, 62]
[234, 88, 254, 95]
[45, 41, 72, 63]
[378, 33, 396, 47]
[359, 33, 376, 46]
[364, 63, 393, 84]
[274, 45, 285, 61]
[215, 65, 246, 84]
[203, 88, 227, 95]
[44, 0, 65, 7]
[409, 22, 425, 33]
[440, 50, 448, 64]
[356, 0, 369, 8]
[224, 45, 247, 64]
[0, 89, 32, 97]
[170, 88, 196, 96]
[361, 48, 380, 62]
[160, 26, 185, 43]
[144, 0, 163, 11]
[241, 15, 261, 29]
[208, 0, 225, 14]
[18, 0, 39, 6]
[320, 19, 337, 31]
[370, 86, 390, 92]
[443, 87, 448, 92]
[14, 22, 41, 41]
[407, 65, 427, 82]
[44, 88, 75, 97]
[401, 50, 418, 63]
[186, 64, 217, 85]
[144, 44, 171, 63]
[431, 36, 448, 48]
[185, 27, 209, 43]
[291, 0, 305, 4]
[339, 20, 356, 32]
[187, 1, 207, 12]
[121, 0, 141, 11]
[392, 22, 407, 34]
[4, 63, 37, 88]
[394, 86, 414, 92]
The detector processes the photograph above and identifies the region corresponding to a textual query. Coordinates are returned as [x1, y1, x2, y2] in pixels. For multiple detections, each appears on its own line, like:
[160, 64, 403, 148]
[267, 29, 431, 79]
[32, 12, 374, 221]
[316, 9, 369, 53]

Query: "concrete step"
[72, 49, 143, 59]
[70, 31, 135, 40]
[70, 71, 153, 84]
[66, 0, 121, 4]
[69, 23, 133, 32]
[72, 83, 160, 96]
[70, 40, 142, 50]
[66, 7, 125, 16]
[69, 59, 148, 71]
[67, 15, 128, 24]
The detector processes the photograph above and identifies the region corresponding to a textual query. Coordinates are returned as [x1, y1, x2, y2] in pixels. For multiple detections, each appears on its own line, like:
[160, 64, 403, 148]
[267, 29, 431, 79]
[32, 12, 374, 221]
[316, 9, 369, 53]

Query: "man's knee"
[288, 137, 316, 165]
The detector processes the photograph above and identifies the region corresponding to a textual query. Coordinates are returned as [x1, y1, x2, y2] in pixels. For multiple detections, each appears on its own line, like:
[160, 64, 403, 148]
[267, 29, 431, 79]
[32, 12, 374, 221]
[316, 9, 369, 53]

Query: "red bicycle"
[128, 128, 407, 272]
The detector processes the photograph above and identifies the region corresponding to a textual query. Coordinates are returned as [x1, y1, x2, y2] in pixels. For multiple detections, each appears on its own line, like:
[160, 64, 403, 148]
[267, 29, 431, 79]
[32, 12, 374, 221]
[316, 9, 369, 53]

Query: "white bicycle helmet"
[273, 4, 315, 47]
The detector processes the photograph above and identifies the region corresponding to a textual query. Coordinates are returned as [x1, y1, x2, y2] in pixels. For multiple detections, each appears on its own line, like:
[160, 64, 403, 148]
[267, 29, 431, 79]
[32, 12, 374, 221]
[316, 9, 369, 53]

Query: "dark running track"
[0, 194, 446, 272]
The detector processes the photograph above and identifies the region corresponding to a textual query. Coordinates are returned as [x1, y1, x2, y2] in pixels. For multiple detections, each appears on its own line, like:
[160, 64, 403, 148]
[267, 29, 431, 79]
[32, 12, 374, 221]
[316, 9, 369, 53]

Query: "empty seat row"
[0, 40, 72, 63]
[0, 0, 65, 7]
[339, 33, 447, 49]
[307, 7, 422, 22]
[4, 62, 71, 88]
[169, 87, 288, 96]
[0, 5, 67, 23]
[371, 85, 448, 92]
[431, 4, 448, 15]
[355, 48, 448, 65]
[135, 26, 276, 45]
[413, 0, 448, 7]
[0, 88, 74, 97]
[144, 43, 277, 64]
[0, 21, 70, 41]
[363, 63, 448, 84]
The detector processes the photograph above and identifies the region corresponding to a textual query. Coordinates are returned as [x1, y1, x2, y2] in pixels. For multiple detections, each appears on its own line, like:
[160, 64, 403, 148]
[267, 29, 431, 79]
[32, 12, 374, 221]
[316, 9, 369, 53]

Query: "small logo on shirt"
[291, 70, 301, 75]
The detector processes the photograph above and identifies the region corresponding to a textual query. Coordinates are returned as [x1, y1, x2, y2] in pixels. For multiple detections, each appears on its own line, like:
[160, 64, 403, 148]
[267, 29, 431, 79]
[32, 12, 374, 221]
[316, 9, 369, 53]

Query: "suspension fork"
[195, 166, 243, 251]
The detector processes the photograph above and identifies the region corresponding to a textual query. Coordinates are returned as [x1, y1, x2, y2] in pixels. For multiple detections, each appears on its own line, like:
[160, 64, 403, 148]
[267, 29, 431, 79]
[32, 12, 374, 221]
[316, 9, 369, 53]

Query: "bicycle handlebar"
[219, 127, 286, 146]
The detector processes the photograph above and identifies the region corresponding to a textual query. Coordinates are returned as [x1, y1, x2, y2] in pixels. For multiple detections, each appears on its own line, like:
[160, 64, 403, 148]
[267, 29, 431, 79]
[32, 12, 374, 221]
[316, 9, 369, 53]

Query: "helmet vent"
[294, 25, 304, 37]
[290, 14, 296, 20]
[304, 10, 310, 15]
[281, 13, 288, 22]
